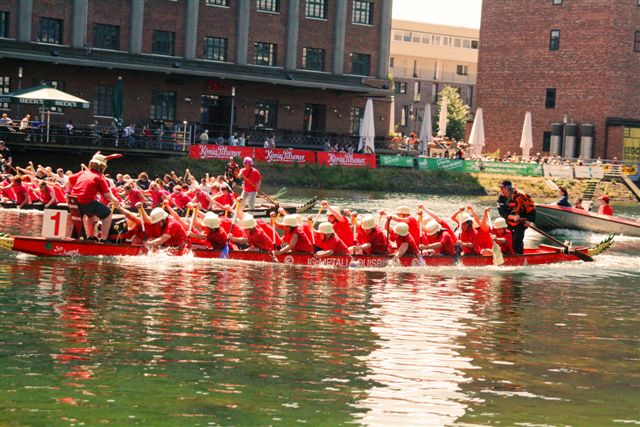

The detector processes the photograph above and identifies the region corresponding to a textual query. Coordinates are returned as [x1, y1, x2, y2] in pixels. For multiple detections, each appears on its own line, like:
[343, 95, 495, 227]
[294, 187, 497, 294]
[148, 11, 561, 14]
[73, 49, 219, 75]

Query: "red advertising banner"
[189, 144, 254, 160]
[316, 152, 377, 168]
[254, 148, 316, 165]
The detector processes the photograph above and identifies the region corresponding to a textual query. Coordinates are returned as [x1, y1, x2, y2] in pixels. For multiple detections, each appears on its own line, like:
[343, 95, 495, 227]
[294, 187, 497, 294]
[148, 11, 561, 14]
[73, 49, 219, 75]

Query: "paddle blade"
[492, 242, 505, 266]
[220, 243, 229, 259]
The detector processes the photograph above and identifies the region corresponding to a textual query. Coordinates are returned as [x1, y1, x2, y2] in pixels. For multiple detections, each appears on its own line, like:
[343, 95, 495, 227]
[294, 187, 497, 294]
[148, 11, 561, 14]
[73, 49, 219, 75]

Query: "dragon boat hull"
[535, 204, 640, 237]
[0, 235, 612, 267]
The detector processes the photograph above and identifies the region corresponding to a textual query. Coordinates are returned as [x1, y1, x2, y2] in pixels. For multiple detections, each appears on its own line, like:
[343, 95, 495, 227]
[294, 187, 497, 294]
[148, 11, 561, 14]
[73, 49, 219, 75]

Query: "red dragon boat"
[0, 233, 614, 268]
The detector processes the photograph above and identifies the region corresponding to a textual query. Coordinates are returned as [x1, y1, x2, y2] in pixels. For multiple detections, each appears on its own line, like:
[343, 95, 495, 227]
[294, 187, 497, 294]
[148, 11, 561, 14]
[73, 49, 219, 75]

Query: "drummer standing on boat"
[497, 180, 536, 255]
[236, 157, 261, 210]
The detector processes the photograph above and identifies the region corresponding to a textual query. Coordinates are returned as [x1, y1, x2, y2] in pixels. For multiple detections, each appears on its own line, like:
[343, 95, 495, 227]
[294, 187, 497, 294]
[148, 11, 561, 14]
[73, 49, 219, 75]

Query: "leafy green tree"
[435, 85, 470, 141]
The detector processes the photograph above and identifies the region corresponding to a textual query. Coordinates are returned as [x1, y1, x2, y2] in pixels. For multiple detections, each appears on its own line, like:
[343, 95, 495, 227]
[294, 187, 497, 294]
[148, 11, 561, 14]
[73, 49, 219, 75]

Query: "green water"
[1, 193, 639, 426]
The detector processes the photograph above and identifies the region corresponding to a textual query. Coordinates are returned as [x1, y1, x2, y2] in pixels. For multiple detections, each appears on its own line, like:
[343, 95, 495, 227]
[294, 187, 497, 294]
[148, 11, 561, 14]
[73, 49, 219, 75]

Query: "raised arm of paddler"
[163, 199, 190, 229]
[321, 200, 345, 221]
[450, 206, 466, 223]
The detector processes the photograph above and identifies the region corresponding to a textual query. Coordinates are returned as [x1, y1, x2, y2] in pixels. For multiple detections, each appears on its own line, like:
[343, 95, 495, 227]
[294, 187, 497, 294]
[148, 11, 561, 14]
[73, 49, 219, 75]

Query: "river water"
[1, 190, 639, 426]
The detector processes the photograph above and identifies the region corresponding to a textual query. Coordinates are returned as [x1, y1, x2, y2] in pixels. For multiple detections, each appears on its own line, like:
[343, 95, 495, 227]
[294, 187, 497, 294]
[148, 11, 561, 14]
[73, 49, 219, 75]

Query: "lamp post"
[16, 67, 23, 117]
[229, 86, 236, 139]
[562, 114, 568, 159]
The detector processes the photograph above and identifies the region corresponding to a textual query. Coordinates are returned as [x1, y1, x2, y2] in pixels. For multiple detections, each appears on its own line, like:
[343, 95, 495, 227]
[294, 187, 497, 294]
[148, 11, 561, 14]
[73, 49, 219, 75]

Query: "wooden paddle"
[137, 206, 146, 240]
[529, 223, 593, 262]
[221, 201, 241, 259]
[487, 211, 504, 266]
[453, 214, 463, 264]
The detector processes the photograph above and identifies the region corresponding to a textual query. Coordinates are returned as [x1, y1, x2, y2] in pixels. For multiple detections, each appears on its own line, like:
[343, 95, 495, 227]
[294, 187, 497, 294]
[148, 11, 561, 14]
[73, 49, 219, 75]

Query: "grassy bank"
[11, 152, 638, 200]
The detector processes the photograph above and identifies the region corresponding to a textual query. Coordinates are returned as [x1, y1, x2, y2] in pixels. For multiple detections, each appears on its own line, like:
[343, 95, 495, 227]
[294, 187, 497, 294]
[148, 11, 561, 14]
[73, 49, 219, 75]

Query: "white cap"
[149, 208, 168, 224]
[394, 222, 409, 237]
[203, 212, 220, 229]
[425, 220, 442, 236]
[396, 205, 411, 215]
[493, 217, 508, 229]
[280, 214, 299, 227]
[240, 214, 257, 229]
[318, 222, 335, 234]
[89, 153, 108, 167]
[360, 215, 375, 230]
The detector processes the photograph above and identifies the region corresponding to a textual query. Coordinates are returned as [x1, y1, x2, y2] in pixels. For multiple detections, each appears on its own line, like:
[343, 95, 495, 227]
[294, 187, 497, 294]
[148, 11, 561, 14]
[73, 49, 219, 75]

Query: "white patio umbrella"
[520, 111, 533, 158]
[358, 98, 376, 154]
[417, 103, 432, 155]
[468, 107, 485, 157]
[437, 96, 448, 137]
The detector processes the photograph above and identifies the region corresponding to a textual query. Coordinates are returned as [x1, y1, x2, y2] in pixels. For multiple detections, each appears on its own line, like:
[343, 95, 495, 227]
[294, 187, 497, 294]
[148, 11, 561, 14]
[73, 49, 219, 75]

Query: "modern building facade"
[0, 0, 392, 143]
[389, 20, 478, 137]
[477, 0, 640, 162]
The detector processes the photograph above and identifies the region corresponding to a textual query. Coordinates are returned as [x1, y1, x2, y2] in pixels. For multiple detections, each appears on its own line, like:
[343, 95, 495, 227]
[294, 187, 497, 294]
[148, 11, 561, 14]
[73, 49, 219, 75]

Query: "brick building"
[0, 0, 392, 144]
[477, 0, 640, 163]
[390, 20, 478, 137]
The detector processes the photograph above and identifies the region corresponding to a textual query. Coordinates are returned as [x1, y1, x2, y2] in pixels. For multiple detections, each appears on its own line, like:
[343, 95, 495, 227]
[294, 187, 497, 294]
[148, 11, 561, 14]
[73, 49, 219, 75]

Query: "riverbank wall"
[10, 152, 637, 200]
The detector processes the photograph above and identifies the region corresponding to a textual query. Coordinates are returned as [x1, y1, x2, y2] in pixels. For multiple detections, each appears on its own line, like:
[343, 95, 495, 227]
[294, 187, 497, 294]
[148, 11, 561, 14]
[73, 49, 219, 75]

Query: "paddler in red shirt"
[68, 153, 121, 241]
[187, 212, 229, 250]
[230, 214, 274, 251]
[352, 214, 388, 255]
[273, 214, 314, 255]
[491, 217, 514, 255]
[37, 180, 58, 208]
[390, 222, 420, 262]
[597, 195, 613, 216]
[0, 176, 29, 208]
[169, 185, 190, 212]
[211, 184, 237, 210]
[463, 205, 494, 256]
[380, 206, 420, 244]
[144, 207, 187, 250]
[313, 221, 350, 257]
[321, 201, 354, 246]
[237, 157, 261, 210]
[123, 183, 146, 208]
[455, 213, 483, 256]
[420, 220, 456, 256]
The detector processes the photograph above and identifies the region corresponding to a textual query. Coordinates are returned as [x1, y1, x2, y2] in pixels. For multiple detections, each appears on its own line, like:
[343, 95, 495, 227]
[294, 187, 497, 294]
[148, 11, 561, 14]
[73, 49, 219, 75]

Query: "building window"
[303, 104, 326, 132]
[0, 12, 8, 38]
[389, 57, 394, 68]
[400, 106, 408, 127]
[0, 76, 10, 109]
[393, 31, 402, 41]
[635, 31, 640, 52]
[549, 29, 560, 50]
[254, 100, 277, 129]
[204, 37, 228, 61]
[254, 42, 277, 66]
[351, 53, 370, 76]
[467, 86, 474, 108]
[206, 0, 229, 5]
[394, 82, 407, 94]
[352, 1, 373, 25]
[456, 65, 468, 76]
[152, 30, 175, 56]
[93, 24, 120, 50]
[38, 17, 63, 44]
[471, 40, 479, 49]
[150, 90, 176, 121]
[350, 107, 363, 135]
[257, 0, 279, 13]
[552, 0, 562, 4]
[94, 85, 113, 116]
[432, 82, 439, 103]
[545, 88, 556, 109]
[303, 47, 325, 71]
[305, 0, 327, 19]
[543, 131, 551, 152]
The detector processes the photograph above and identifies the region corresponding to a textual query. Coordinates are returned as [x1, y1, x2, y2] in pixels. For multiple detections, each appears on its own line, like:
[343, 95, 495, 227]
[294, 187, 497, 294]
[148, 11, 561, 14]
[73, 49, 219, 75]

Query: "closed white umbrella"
[520, 111, 533, 158]
[418, 103, 432, 155]
[468, 108, 485, 157]
[437, 97, 448, 137]
[358, 98, 376, 154]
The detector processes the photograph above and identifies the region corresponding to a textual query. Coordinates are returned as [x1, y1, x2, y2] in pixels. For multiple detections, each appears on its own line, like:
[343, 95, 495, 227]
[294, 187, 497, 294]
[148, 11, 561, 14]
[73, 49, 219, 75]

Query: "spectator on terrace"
[238, 133, 246, 146]
[323, 139, 331, 152]
[199, 129, 209, 144]
[215, 135, 224, 145]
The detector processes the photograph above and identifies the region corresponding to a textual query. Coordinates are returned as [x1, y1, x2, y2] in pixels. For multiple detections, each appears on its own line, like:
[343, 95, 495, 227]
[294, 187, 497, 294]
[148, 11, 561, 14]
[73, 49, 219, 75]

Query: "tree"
[435, 85, 470, 141]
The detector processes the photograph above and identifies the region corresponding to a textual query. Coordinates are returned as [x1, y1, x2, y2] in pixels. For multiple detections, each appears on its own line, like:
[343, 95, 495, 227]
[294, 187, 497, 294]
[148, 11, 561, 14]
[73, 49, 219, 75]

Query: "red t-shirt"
[476, 228, 494, 250]
[11, 182, 28, 204]
[283, 227, 314, 254]
[126, 189, 145, 207]
[246, 226, 274, 251]
[159, 216, 187, 248]
[315, 234, 349, 255]
[193, 192, 211, 209]
[170, 191, 191, 210]
[492, 229, 514, 255]
[599, 205, 613, 216]
[70, 169, 110, 204]
[436, 232, 456, 256]
[213, 192, 235, 207]
[404, 217, 421, 245]
[149, 189, 166, 207]
[240, 167, 261, 192]
[394, 234, 420, 256]
[460, 227, 482, 255]
[332, 217, 354, 247]
[219, 216, 245, 238]
[357, 226, 388, 255]
[205, 228, 228, 249]
[258, 220, 283, 246]
[38, 187, 57, 205]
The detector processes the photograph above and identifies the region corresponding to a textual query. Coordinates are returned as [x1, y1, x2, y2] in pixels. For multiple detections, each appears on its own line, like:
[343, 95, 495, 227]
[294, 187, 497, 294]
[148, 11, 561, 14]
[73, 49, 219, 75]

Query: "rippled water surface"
[1, 192, 639, 426]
